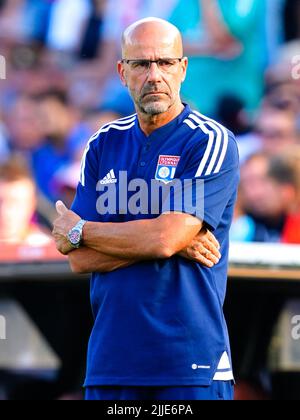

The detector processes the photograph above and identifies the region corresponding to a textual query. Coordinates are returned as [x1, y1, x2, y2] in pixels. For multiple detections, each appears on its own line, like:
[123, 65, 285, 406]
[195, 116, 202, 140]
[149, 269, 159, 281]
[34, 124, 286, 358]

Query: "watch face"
[68, 229, 81, 245]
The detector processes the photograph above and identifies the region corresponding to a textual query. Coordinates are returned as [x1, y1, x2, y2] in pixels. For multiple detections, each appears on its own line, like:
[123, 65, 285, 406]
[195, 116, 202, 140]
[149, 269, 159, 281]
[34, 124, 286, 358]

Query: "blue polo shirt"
[72, 104, 239, 387]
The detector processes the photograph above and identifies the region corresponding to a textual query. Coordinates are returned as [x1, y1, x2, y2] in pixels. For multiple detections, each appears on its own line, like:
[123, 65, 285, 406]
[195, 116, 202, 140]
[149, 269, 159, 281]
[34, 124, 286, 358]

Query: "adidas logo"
[100, 170, 118, 185]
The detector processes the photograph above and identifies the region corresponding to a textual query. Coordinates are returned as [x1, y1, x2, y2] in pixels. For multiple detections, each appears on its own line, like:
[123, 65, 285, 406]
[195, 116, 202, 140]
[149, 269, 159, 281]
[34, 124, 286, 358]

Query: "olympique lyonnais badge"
[155, 155, 181, 184]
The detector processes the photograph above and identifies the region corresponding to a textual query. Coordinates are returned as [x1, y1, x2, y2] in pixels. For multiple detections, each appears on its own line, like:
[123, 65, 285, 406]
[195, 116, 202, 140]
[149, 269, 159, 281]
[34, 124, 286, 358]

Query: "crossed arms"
[53, 202, 221, 274]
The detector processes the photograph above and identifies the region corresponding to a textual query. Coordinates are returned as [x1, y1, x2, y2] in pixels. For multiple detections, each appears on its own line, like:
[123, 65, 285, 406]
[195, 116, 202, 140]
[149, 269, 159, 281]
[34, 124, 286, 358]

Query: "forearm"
[68, 247, 137, 274]
[83, 214, 202, 260]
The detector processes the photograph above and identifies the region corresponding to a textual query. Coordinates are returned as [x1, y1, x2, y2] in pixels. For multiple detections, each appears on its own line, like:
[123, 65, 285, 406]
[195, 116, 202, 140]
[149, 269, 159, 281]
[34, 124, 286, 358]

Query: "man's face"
[0, 179, 36, 242]
[8, 97, 44, 151]
[37, 98, 71, 140]
[118, 27, 187, 116]
[256, 111, 299, 156]
[240, 156, 287, 219]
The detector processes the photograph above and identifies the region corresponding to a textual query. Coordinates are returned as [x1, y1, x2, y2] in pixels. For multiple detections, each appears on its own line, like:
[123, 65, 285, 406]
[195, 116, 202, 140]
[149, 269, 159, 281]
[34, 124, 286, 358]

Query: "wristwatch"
[67, 220, 87, 249]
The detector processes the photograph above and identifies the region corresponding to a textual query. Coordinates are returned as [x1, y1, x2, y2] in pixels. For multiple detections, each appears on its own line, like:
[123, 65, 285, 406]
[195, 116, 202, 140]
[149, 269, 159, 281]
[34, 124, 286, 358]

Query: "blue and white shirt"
[72, 104, 239, 387]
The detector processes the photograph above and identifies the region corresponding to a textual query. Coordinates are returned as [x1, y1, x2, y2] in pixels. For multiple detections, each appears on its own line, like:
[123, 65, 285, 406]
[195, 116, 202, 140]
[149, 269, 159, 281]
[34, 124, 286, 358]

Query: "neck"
[137, 101, 185, 136]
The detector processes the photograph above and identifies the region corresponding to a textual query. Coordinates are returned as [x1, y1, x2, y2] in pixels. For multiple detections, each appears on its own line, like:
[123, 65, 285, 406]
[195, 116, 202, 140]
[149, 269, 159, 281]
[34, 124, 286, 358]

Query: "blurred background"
[0, 0, 300, 400]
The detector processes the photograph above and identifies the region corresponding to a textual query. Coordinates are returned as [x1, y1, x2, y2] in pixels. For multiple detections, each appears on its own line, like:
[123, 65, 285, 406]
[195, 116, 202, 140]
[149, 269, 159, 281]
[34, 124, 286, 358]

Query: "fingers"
[194, 238, 221, 260]
[193, 243, 220, 265]
[205, 229, 221, 250]
[204, 240, 222, 260]
[56, 200, 69, 216]
[186, 248, 215, 268]
[195, 229, 221, 260]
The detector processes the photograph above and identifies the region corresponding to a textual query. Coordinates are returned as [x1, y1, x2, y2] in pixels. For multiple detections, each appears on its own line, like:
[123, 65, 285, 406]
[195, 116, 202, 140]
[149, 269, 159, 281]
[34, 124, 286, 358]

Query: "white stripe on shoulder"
[194, 111, 229, 175]
[80, 118, 136, 186]
[116, 113, 137, 122]
[110, 115, 137, 125]
[189, 114, 223, 177]
[100, 115, 137, 131]
[184, 111, 229, 177]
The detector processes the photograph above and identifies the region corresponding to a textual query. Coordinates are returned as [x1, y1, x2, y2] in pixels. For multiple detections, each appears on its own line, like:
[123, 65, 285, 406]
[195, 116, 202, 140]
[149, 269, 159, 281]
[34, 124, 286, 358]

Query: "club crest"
[155, 155, 180, 184]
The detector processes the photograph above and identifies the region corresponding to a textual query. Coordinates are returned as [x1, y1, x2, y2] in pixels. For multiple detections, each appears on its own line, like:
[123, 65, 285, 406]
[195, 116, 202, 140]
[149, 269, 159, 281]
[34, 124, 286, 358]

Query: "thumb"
[56, 200, 69, 216]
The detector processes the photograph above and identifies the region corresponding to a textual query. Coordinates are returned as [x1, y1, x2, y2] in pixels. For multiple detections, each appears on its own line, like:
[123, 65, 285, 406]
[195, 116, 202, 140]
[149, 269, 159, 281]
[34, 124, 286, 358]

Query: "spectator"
[0, 155, 51, 245]
[31, 89, 90, 202]
[239, 152, 299, 242]
[52, 108, 123, 208]
[5, 95, 45, 153]
[255, 107, 299, 156]
[170, 0, 268, 116]
[46, 0, 92, 53]
[280, 147, 300, 243]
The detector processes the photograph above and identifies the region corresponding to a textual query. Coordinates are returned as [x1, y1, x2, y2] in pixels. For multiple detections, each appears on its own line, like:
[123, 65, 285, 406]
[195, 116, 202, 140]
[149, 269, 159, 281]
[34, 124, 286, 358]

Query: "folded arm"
[69, 225, 221, 274]
[68, 247, 138, 274]
[53, 203, 221, 274]
[82, 213, 202, 260]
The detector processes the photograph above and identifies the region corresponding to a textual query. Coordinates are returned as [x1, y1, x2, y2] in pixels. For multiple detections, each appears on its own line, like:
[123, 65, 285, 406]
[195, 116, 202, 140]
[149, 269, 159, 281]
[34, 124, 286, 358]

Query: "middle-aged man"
[53, 18, 240, 401]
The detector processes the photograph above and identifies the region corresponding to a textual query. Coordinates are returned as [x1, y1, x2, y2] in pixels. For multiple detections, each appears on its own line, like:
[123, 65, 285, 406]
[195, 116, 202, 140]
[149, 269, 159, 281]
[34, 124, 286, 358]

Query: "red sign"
[158, 156, 181, 167]
[0, 242, 67, 263]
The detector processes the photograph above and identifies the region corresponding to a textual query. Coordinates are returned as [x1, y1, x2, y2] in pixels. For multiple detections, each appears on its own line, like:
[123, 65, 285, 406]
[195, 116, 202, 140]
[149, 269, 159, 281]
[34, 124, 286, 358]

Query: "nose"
[146, 62, 162, 83]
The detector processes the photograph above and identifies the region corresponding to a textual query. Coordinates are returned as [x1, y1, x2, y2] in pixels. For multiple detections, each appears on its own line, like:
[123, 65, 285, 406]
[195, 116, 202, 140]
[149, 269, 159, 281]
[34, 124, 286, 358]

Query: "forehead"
[258, 112, 294, 128]
[125, 44, 178, 59]
[123, 26, 181, 59]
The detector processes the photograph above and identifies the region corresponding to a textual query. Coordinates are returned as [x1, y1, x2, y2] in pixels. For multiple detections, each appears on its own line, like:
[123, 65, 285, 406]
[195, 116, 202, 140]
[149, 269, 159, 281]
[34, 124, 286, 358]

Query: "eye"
[131, 60, 149, 69]
[158, 59, 175, 69]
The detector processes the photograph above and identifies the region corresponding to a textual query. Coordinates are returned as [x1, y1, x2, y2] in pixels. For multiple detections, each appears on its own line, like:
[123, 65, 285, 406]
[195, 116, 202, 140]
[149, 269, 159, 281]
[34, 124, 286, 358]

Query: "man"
[53, 18, 240, 400]
[255, 107, 299, 157]
[169, 0, 267, 116]
[0, 155, 51, 245]
[32, 89, 90, 202]
[239, 152, 299, 243]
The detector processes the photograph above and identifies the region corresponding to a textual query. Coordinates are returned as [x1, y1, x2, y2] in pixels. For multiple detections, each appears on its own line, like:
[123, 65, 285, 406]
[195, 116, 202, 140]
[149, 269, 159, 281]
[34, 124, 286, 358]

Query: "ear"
[181, 57, 188, 83]
[117, 61, 127, 87]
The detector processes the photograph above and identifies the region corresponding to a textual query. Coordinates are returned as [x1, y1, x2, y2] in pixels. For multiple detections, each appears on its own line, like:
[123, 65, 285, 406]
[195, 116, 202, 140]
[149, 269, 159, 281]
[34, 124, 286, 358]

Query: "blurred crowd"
[0, 0, 299, 246]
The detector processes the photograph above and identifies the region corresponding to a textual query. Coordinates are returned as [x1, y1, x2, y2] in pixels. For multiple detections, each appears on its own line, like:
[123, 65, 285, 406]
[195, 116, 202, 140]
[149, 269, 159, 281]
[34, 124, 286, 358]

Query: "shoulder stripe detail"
[116, 113, 137, 121]
[100, 115, 137, 131]
[196, 130, 216, 177]
[184, 111, 229, 177]
[110, 115, 137, 125]
[80, 120, 136, 186]
[189, 114, 223, 177]
[194, 111, 229, 175]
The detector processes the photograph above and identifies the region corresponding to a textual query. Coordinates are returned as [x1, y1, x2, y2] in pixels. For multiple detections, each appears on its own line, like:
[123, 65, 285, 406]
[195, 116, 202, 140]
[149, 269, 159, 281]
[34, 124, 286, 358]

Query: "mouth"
[143, 92, 166, 98]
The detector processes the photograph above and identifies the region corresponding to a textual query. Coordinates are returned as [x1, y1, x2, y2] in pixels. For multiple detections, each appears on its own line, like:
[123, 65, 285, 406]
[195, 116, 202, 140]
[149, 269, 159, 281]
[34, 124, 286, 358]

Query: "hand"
[52, 201, 81, 255]
[179, 227, 221, 268]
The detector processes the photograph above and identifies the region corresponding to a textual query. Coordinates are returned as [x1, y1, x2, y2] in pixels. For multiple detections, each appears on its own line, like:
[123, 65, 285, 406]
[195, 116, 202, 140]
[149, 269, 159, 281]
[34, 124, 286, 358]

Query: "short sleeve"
[200, 134, 240, 230]
[162, 129, 240, 231]
[71, 138, 100, 222]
